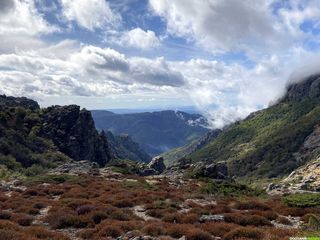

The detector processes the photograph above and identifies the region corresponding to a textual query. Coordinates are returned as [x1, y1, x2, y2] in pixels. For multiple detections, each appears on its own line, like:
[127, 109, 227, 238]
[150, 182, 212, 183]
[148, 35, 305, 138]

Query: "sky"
[1, 0, 320, 128]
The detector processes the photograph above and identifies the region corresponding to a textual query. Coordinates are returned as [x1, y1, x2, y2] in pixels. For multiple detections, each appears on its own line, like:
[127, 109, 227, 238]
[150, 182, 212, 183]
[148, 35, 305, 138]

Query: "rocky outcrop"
[267, 157, 320, 195]
[193, 162, 229, 180]
[0, 95, 40, 110]
[267, 125, 320, 194]
[40, 105, 112, 166]
[281, 74, 320, 102]
[49, 160, 100, 175]
[148, 156, 166, 173]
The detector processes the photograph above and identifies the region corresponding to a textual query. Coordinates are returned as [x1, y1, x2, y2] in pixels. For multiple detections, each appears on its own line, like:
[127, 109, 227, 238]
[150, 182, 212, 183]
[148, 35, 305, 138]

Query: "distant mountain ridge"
[92, 110, 210, 156]
[180, 74, 320, 180]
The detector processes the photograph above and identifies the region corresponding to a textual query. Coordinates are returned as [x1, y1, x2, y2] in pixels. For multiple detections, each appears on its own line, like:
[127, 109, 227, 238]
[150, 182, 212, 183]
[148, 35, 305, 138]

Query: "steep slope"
[189, 74, 320, 179]
[105, 131, 151, 163]
[161, 129, 222, 165]
[92, 110, 209, 156]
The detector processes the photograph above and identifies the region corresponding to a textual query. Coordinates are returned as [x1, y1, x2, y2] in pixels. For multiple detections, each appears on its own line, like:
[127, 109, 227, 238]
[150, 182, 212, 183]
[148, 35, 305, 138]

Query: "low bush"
[13, 214, 33, 226]
[224, 213, 272, 226]
[201, 222, 237, 237]
[233, 200, 270, 211]
[185, 228, 212, 240]
[224, 226, 265, 240]
[76, 205, 95, 215]
[0, 211, 12, 220]
[166, 224, 189, 238]
[98, 225, 122, 238]
[304, 214, 320, 230]
[143, 222, 165, 236]
[265, 228, 297, 240]
[283, 193, 320, 208]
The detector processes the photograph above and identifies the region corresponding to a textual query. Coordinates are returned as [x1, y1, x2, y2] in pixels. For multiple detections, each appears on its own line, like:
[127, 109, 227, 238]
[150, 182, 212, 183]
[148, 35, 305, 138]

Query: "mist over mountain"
[177, 74, 320, 180]
[92, 110, 210, 156]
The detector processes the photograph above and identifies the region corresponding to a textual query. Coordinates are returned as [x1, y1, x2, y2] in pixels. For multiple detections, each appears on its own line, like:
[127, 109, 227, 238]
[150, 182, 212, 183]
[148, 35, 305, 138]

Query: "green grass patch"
[22, 174, 81, 185]
[283, 193, 320, 208]
[200, 179, 265, 197]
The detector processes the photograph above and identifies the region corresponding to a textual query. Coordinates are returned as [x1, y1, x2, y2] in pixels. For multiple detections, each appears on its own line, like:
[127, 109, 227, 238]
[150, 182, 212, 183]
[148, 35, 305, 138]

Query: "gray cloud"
[0, 0, 15, 14]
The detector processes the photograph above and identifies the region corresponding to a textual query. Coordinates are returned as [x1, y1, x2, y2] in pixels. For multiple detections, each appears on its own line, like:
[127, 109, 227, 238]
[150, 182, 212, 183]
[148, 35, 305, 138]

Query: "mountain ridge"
[177, 74, 320, 180]
[92, 109, 210, 156]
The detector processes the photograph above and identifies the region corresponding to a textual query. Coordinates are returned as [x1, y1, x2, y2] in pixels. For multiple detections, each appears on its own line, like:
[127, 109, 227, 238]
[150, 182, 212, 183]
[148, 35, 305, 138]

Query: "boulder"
[148, 156, 166, 174]
[138, 168, 158, 176]
[199, 214, 224, 223]
[193, 162, 229, 180]
[203, 162, 228, 179]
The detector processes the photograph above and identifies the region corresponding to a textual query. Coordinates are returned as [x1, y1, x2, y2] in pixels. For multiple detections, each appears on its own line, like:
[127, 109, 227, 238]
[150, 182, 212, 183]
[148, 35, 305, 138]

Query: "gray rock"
[193, 162, 229, 179]
[204, 162, 228, 179]
[199, 214, 225, 222]
[138, 168, 158, 176]
[148, 156, 166, 174]
[50, 160, 100, 175]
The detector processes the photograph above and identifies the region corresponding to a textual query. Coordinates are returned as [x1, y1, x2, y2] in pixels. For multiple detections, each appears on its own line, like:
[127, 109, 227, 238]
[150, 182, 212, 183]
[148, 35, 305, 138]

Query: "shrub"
[166, 224, 189, 238]
[265, 228, 297, 240]
[78, 229, 95, 239]
[54, 215, 93, 229]
[90, 211, 108, 224]
[27, 208, 40, 215]
[233, 200, 270, 211]
[305, 214, 320, 230]
[14, 214, 33, 226]
[0, 211, 11, 220]
[24, 226, 70, 240]
[113, 199, 134, 208]
[143, 222, 165, 236]
[161, 213, 182, 223]
[224, 227, 265, 240]
[186, 229, 212, 240]
[224, 213, 272, 226]
[98, 225, 122, 238]
[33, 202, 46, 209]
[76, 205, 95, 215]
[283, 193, 320, 208]
[180, 213, 199, 224]
[201, 222, 237, 237]
[248, 210, 278, 220]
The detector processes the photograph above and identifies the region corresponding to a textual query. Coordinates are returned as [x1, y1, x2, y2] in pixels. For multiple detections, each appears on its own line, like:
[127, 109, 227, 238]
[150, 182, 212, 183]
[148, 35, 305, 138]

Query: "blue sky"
[1, 0, 320, 127]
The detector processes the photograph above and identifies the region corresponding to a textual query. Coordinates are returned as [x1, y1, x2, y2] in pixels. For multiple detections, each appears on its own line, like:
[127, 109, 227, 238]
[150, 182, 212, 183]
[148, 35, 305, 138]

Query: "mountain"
[0, 95, 150, 173]
[184, 74, 320, 180]
[161, 129, 222, 165]
[92, 110, 210, 156]
[105, 131, 151, 163]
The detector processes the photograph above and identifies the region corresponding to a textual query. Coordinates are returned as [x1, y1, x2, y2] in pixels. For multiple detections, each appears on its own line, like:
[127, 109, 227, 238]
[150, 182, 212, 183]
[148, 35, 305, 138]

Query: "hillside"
[187, 74, 320, 180]
[92, 110, 209, 156]
[0, 96, 150, 175]
[105, 131, 151, 163]
[161, 129, 222, 165]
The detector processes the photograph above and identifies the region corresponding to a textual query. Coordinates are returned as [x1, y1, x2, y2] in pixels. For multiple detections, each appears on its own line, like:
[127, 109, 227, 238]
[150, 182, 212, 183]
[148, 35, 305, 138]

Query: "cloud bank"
[1, 0, 320, 128]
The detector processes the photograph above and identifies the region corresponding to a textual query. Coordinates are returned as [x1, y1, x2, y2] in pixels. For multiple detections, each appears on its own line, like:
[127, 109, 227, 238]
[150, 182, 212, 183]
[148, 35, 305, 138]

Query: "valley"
[1, 76, 320, 239]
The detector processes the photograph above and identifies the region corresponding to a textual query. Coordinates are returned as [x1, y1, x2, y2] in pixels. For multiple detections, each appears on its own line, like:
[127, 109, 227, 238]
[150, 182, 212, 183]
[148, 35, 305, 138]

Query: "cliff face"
[40, 105, 112, 166]
[281, 75, 320, 102]
[0, 96, 112, 169]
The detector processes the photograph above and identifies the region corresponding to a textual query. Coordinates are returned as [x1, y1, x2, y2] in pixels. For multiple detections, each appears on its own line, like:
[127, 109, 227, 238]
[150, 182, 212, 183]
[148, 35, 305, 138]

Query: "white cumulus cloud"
[60, 0, 120, 30]
[117, 28, 160, 50]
